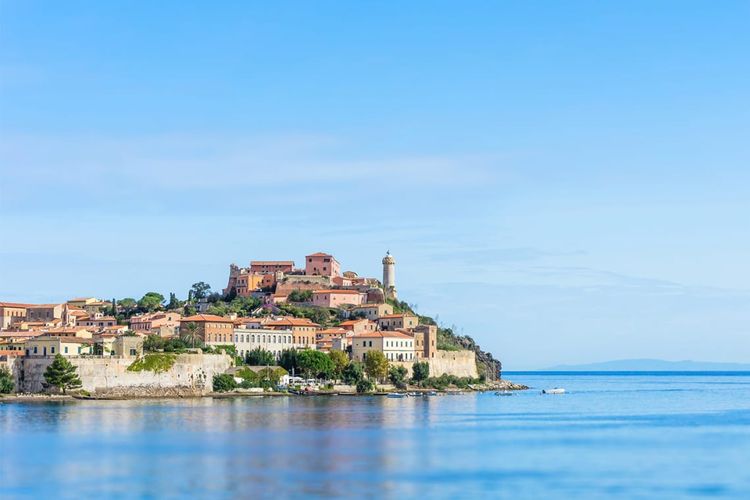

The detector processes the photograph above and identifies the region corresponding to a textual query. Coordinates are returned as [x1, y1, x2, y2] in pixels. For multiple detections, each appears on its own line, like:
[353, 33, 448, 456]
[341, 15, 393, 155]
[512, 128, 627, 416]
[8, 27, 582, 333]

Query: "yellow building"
[25, 336, 93, 356]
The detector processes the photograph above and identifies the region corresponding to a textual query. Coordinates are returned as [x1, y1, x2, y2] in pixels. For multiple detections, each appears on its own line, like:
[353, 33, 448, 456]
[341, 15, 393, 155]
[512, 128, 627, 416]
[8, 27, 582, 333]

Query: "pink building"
[305, 252, 341, 277]
[312, 289, 363, 308]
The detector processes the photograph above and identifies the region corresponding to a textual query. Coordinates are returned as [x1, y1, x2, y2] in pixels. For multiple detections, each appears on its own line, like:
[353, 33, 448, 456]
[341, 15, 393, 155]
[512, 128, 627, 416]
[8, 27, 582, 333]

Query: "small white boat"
[542, 388, 566, 395]
[387, 393, 406, 398]
[495, 391, 514, 396]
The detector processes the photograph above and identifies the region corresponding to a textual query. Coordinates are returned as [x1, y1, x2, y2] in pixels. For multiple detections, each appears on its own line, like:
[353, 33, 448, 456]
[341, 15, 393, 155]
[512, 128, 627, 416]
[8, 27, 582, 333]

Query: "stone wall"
[15, 353, 232, 397]
[392, 350, 478, 379]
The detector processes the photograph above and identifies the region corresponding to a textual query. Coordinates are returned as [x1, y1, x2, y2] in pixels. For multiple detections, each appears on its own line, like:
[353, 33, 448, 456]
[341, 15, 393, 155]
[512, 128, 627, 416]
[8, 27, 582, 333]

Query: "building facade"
[231, 328, 302, 359]
[377, 313, 418, 331]
[180, 314, 235, 343]
[351, 331, 415, 362]
[312, 289, 364, 308]
[305, 252, 341, 277]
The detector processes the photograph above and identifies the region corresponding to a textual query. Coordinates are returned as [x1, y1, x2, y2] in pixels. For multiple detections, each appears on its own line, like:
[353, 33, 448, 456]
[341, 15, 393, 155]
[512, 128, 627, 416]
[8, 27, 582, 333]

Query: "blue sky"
[1, 1, 749, 369]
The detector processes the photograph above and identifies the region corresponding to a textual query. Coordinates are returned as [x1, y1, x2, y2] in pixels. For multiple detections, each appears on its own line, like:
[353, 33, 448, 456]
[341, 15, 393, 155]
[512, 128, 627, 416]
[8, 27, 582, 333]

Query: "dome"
[382, 251, 396, 265]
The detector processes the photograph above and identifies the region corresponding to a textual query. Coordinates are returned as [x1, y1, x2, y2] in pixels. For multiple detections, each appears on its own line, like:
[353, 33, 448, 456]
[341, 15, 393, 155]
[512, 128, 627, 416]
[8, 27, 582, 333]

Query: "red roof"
[312, 289, 360, 295]
[306, 252, 334, 258]
[181, 314, 234, 323]
[378, 313, 416, 319]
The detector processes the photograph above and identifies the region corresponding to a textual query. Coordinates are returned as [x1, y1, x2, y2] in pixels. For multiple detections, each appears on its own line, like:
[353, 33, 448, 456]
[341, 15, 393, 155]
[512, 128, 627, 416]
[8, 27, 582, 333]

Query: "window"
[64, 347, 68, 353]
[51, 347, 55, 354]
[130, 348, 137, 356]
[34, 346, 37, 354]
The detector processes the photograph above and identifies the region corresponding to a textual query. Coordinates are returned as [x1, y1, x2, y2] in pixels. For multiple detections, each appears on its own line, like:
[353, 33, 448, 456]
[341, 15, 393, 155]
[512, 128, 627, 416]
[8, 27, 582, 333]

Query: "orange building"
[180, 314, 235, 343]
[250, 261, 294, 274]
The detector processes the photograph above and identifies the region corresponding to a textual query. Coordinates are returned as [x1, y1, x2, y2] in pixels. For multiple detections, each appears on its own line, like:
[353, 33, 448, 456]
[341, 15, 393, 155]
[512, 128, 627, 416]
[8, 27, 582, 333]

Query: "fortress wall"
[392, 350, 478, 379]
[17, 353, 232, 396]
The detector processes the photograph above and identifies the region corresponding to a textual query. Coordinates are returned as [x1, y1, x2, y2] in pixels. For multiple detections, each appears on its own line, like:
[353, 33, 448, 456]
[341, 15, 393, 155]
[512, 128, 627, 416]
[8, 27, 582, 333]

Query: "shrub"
[127, 354, 177, 373]
[213, 374, 237, 392]
[356, 379, 374, 393]
[0, 366, 14, 394]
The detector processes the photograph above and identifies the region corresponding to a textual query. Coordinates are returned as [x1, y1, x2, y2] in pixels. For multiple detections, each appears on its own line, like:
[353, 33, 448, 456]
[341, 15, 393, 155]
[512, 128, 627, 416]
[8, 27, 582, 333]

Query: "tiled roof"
[312, 289, 360, 295]
[353, 330, 414, 339]
[251, 261, 294, 266]
[378, 313, 416, 319]
[266, 317, 320, 327]
[306, 252, 334, 257]
[181, 314, 234, 322]
[0, 302, 33, 308]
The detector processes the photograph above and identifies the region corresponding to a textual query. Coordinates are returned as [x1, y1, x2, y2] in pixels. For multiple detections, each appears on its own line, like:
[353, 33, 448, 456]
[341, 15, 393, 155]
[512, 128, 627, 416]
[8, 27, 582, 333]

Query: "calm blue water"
[1, 372, 750, 499]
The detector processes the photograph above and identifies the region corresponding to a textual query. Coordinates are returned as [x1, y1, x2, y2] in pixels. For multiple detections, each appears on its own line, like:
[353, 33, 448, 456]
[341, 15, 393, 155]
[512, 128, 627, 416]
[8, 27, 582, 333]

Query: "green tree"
[328, 350, 349, 380]
[0, 365, 14, 394]
[288, 290, 312, 302]
[119, 297, 137, 312]
[166, 292, 182, 310]
[297, 350, 335, 380]
[183, 303, 197, 316]
[110, 298, 117, 317]
[356, 378, 374, 393]
[180, 322, 201, 348]
[411, 361, 430, 383]
[190, 282, 212, 300]
[279, 349, 300, 374]
[138, 292, 165, 312]
[388, 365, 408, 389]
[342, 361, 364, 385]
[245, 348, 276, 366]
[364, 351, 389, 383]
[43, 355, 82, 394]
[212, 373, 237, 392]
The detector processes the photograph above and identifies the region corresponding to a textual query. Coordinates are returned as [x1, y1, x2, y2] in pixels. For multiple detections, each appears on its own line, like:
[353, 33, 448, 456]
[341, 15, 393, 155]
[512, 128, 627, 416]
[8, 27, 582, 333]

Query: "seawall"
[14, 353, 232, 397]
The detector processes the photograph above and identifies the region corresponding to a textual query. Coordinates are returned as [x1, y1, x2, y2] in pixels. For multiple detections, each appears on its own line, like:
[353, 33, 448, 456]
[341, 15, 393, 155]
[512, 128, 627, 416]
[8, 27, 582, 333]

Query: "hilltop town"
[0, 251, 507, 397]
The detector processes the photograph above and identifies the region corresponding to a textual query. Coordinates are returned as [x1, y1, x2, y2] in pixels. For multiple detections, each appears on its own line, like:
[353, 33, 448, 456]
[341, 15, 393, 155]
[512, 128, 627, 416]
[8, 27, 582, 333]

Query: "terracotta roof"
[0, 331, 45, 339]
[317, 328, 348, 335]
[27, 304, 62, 308]
[0, 302, 33, 308]
[353, 330, 414, 339]
[339, 319, 371, 326]
[306, 252, 334, 257]
[32, 335, 94, 344]
[378, 313, 416, 319]
[312, 289, 360, 295]
[266, 317, 320, 327]
[251, 261, 294, 266]
[181, 314, 234, 323]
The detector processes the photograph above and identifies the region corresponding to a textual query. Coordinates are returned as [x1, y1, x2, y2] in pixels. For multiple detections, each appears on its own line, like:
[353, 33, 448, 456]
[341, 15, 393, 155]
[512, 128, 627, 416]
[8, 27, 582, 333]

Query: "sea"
[1, 371, 749, 499]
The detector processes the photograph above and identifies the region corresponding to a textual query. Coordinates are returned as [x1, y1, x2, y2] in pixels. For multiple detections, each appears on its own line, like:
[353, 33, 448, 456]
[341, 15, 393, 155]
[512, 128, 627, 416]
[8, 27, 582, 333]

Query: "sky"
[1, 1, 749, 369]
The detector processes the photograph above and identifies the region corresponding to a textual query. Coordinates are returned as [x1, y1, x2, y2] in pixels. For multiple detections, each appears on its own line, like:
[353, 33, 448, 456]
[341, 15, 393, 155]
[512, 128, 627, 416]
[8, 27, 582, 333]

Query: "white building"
[231, 328, 305, 359]
[351, 330, 415, 363]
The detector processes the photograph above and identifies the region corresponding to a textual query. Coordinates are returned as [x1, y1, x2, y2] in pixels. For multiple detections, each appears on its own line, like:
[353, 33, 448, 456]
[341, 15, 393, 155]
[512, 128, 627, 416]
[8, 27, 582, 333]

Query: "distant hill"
[541, 358, 750, 371]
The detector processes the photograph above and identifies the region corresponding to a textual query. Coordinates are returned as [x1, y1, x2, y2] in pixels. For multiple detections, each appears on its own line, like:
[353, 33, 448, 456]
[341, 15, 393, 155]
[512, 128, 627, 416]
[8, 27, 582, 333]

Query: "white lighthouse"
[382, 251, 397, 300]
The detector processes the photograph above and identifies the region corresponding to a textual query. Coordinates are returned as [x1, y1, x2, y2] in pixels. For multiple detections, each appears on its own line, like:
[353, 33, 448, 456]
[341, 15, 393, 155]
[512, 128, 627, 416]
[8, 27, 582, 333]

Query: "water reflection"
[3, 378, 750, 498]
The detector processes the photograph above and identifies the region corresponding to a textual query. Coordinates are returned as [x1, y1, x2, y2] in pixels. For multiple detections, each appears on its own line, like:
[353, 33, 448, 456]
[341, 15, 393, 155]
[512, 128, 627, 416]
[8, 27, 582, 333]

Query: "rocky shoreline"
[0, 379, 528, 401]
